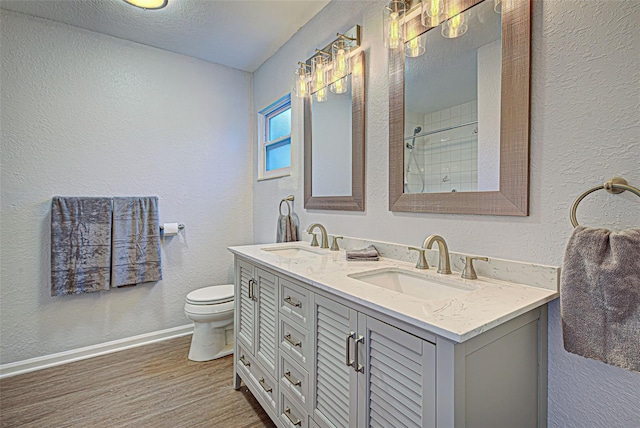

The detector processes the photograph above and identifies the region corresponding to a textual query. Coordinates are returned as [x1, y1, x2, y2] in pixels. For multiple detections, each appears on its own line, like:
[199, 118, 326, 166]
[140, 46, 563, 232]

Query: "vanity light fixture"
[441, 10, 469, 38]
[293, 25, 361, 100]
[421, 0, 444, 27]
[123, 0, 168, 10]
[332, 38, 352, 80]
[293, 63, 311, 98]
[311, 52, 330, 103]
[384, 1, 408, 49]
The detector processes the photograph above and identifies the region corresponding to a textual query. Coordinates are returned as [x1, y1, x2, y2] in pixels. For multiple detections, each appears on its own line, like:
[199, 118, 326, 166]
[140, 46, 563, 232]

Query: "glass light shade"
[311, 55, 328, 94]
[421, 0, 444, 27]
[494, 0, 502, 14]
[331, 39, 351, 80]
[383, 1, 407, 49]
[329, 76, 349, 94]
[315, 87, 328, 103]
[441, 11, 469, 38]
[293, 67, 310, 98]
[405, 33, 426, 57]
[123, 0, 168, 10]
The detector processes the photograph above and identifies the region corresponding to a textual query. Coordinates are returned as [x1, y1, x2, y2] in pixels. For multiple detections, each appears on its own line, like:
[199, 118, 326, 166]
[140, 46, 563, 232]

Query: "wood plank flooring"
[0, 336, 275, 428]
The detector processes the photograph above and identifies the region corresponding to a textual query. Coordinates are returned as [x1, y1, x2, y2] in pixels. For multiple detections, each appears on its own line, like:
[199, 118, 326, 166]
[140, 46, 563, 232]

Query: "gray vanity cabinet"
[235, 258, 279, 379]
[312, 294, 436, 428]
[233, 255, 547, 428]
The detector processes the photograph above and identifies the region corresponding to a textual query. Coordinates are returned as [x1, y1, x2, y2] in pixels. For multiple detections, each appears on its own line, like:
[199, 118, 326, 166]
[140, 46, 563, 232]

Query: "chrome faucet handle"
[330, 236, 343, 251]
[309, 233, 319, 247]
[461, 256, 489, 280]
[408, 246, 429, 270]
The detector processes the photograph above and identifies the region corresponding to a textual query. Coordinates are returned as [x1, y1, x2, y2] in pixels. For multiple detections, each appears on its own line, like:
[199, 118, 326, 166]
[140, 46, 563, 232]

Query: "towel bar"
[570, 177, 640, 227]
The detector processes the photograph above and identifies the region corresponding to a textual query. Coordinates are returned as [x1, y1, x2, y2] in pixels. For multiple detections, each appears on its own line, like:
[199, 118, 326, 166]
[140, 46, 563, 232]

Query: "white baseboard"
[0, 324, 194, 380]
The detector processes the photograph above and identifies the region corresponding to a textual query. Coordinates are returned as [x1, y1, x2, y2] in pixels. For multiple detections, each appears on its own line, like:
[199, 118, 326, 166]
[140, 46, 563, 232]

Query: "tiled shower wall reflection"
[405, 101, 478, 193]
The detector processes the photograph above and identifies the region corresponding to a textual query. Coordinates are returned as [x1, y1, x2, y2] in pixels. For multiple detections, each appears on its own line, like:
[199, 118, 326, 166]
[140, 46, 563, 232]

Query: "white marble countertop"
[228, 241, 559, 343]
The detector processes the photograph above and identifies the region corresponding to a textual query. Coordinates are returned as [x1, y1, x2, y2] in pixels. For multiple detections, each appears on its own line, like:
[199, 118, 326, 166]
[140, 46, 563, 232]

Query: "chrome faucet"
[306, 223, 329, 249]
[422, 235, 452, 274]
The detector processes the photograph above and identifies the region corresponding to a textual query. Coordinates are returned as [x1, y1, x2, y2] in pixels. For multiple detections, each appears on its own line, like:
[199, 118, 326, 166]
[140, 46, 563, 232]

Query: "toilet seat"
[186, 284, 234, 305]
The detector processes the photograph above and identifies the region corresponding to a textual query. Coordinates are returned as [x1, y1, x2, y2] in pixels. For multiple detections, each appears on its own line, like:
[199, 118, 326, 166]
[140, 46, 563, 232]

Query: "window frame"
[258, 94, 292, 180]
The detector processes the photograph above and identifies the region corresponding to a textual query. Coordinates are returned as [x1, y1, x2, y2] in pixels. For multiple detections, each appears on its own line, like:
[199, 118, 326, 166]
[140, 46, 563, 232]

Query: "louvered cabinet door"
[312, 295, 359, 428]
[359, 316, 436, 428]
[255, 268, 279, 378]
[236, 259, 255, 352]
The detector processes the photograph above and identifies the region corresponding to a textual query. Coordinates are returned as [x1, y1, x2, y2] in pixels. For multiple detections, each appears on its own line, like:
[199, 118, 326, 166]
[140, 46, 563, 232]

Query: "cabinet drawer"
[279, 352, 310, 413]
[280, 279, 310, 328]
[236, 343, 254, 377]
[236, 344, 278, 413]
[280, 389, 308, 428]
[280, 317, 311, 371]
[249, 358, 278, 413]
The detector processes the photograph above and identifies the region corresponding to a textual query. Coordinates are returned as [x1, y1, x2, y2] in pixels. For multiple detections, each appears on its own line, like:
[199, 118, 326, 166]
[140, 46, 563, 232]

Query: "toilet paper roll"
[162, 223, 179, 236]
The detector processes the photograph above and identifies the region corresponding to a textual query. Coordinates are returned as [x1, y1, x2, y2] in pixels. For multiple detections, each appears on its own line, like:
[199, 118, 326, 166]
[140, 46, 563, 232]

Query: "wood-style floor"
[0, 336, 275, 428]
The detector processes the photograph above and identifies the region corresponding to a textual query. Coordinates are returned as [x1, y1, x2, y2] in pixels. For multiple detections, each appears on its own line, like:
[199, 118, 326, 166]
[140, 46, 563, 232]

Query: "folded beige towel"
[346, 245, 380, 261]
[561, 226, 640, 372]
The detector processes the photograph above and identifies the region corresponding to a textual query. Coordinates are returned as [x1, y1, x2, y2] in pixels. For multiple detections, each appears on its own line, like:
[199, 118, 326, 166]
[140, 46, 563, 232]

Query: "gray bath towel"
[111, 197, 162, 287]
[277, 214, 298, 243]
[346, 245, 380, 261]
[561, 226, 640, 372]
[51, 197, 113, 296]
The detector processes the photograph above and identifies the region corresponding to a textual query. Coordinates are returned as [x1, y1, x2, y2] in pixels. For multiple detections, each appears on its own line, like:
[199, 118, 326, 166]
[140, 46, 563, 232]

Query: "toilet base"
[187, 320, 234, 362]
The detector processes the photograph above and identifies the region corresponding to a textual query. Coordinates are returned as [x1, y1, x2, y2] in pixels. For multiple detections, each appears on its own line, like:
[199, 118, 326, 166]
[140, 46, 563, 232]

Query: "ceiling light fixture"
[123, 0, 168, 10]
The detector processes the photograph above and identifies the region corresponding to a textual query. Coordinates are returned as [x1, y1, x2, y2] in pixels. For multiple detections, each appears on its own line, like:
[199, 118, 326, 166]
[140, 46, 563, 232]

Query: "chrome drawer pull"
[259, 377, 273, 393]
[284, 296, 302, 308]
[239, 355, 250, 367]
[284, 333, 302, 348]
[345, 331, 356, 368]
[284, 370, 302, 387]
[284, 407, 302, 426]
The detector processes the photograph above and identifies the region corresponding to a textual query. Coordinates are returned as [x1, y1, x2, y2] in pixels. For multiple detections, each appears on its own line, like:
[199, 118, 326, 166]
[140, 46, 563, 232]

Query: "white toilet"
[184, 284, 234, 362]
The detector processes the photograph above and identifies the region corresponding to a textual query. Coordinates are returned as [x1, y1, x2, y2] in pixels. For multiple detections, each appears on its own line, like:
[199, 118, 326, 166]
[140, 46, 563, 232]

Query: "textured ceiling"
[0, 0, 330, 72]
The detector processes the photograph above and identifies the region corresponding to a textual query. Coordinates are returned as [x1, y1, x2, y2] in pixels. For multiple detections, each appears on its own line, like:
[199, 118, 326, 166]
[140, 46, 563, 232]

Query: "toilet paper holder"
[159, 223, 185, 231]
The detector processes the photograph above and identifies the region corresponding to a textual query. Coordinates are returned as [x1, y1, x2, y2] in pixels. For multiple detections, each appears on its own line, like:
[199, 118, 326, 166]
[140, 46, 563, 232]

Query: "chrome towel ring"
[570, 177, 640, 227]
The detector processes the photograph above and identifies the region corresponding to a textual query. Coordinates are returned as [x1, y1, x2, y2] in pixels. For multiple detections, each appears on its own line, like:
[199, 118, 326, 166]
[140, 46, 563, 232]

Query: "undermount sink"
[348, 268, 477, 301]
[261, 246, 325, 258]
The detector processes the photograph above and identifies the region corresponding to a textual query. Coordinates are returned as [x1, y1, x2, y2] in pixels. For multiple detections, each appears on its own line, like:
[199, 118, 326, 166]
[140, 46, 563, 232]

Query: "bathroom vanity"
[229, 237, 558, 428]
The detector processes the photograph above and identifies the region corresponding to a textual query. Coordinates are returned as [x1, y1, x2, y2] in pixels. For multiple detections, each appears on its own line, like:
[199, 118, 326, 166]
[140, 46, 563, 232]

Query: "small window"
[259, 94, 291, 180]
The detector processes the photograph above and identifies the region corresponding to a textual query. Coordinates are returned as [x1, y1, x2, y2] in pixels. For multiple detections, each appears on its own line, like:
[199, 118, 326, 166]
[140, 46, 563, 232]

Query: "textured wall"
[253, 1, 640, 426]
[0, 11, 254, 364]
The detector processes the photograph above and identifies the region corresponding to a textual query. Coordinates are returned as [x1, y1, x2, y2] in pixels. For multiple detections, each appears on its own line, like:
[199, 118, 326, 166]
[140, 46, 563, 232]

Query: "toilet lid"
[186, 284, 234, 305]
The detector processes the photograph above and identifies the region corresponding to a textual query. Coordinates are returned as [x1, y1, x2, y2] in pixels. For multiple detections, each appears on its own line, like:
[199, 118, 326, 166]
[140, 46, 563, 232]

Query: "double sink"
[261, 244, 477, 301]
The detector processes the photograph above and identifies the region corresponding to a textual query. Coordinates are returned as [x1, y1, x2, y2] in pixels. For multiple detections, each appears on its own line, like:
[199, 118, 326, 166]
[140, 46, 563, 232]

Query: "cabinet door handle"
[284, 370, 302, 387]
[354, 334, 364, 373]
[284, 333, 302, 348]
[259, 377, 273, 393]
[284, 296, 302, 308]
[247, 279, 254, 299]
[284, 407, 302, 426]
[345, 331, 356, 368]
[239, 355, 250, 367]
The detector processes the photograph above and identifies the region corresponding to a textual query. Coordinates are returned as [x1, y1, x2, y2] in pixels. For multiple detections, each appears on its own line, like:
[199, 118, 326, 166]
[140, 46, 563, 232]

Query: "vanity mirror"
[389, 0, 530, 215]
[304, 50, 365, 211]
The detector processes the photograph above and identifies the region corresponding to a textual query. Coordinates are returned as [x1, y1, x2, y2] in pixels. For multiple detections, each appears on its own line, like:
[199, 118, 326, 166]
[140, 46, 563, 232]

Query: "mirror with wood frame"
[389, 0, 530, 215]
[304, 51, 365, 211]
